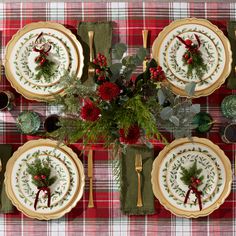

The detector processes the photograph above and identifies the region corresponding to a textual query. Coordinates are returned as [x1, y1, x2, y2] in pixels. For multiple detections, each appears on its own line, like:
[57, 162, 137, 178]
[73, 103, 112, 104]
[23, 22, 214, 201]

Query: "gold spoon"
[142, 29, 149, 72]
[88, 31, 95, 77]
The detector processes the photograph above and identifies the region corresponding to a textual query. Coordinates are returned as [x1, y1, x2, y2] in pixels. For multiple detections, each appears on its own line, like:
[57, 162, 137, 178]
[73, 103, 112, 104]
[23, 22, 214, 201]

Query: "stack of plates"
[5, 139, 85, 220]
[5, 22, 84, 101]
[151, 137, 232, 218]
[152, 18, 232, 97]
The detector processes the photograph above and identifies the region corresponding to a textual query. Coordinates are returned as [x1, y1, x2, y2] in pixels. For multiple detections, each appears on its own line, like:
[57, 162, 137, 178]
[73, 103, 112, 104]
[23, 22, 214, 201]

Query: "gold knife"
[88, 149, 94, 208]
[142, 29, 149, 72]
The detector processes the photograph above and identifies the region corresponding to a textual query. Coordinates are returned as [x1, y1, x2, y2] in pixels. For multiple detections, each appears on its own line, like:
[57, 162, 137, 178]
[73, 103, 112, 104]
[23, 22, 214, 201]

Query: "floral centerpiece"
[51, 44, 199, 148]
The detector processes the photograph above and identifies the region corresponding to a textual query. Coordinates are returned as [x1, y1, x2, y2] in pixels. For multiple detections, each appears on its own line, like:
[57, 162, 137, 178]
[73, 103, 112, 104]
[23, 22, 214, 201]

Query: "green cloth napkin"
[77, 22, 113, 85]
[120, 145, 155, 215]
[0, 144, 14, 213]
[227, 22, 236, 89]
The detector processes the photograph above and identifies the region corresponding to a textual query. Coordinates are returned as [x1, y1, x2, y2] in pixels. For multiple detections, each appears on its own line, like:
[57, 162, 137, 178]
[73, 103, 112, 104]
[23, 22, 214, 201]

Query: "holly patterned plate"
[152, 18, 232, 97]
[4, 22, 84, 101]
[5, 139, 85, 220]
[151, 137, 232, 218]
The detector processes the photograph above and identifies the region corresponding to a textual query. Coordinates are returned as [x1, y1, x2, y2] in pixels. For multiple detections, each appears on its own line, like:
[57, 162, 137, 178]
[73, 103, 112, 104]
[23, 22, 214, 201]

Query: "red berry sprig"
[33, 174, 47, 181]
[93, 53, 107, 67]
[149, 66, 166, 81]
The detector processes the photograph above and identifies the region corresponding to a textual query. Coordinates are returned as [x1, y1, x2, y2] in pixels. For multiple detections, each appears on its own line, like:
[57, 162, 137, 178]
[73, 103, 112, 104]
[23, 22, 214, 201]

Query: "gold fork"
[135, 153, 143, 207]
[88, 31, 95, 77]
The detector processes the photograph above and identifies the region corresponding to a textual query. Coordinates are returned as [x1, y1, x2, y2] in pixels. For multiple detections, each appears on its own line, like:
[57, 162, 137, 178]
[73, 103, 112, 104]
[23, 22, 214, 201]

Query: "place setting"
[0, 17, 234, 221]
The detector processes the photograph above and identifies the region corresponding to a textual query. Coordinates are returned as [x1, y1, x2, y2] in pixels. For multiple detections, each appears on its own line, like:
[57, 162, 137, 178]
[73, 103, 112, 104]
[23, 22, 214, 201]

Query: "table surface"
[0, 2, 236, 236]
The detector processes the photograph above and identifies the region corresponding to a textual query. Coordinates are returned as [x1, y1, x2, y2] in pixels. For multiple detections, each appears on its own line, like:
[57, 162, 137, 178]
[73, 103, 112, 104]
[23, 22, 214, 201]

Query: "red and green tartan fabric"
[0, 2, 236, 235]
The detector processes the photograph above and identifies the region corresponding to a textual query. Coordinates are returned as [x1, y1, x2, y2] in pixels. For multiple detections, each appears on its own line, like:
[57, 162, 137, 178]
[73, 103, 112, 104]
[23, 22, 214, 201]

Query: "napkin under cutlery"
[0, 144, 14, 213]
[227, 22, 236, 89]
[120, 145, 155, 215]
[78, 22, 113, 85]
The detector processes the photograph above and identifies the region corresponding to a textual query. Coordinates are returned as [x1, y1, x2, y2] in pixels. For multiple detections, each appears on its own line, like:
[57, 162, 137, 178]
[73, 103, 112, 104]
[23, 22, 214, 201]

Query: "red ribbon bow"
[33, 32, 52, 56]
[176, 34, 201, 51]
[34, 186, 51, 210]
[184, 177, 203, 211]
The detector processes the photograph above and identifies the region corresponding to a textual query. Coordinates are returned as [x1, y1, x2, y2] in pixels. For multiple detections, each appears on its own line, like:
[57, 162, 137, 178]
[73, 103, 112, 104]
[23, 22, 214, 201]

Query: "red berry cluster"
[191, 176, 201, 186]
[95, 69, 106, 82]
[34, 174, 47, 181]
[93, 53, 107, 67]
[149, 66, 166, 81]
[183, 53, 193, 64]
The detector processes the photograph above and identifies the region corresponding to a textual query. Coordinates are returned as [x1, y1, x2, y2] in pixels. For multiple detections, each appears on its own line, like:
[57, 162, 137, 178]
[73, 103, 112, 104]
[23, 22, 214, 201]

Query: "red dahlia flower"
[81, 100, 100, 122]
[119, 125, 141, 144]
[98, 82, 120, 101]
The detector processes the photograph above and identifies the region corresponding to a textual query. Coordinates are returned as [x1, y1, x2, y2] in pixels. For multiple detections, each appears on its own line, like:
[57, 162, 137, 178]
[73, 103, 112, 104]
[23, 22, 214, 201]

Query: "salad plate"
[152, 18, 232, 97]
[151, 137, 232, 218]
[5, 139, 85, 220]
[5, 22, 84, 101]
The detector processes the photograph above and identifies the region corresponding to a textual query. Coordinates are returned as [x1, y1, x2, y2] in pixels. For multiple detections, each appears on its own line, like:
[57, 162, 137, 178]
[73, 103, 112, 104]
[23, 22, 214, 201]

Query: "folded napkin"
[227, 22, 236, 89]
[120, 145, 155, 215]
[77, 22, 113, 85]
[0, 144, 14, 213]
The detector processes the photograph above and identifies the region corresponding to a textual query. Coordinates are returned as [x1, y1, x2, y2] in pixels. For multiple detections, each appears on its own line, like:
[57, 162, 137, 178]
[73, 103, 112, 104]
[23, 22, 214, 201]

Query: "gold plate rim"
[4, 139, 85, 220]
[4, 21, 84, 101]
[151, 137, 232, 218]
[152, 18, 232, 98]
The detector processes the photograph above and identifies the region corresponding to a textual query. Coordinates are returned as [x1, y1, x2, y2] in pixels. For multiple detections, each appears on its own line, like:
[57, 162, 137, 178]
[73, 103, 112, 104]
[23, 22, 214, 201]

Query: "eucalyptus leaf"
[160, 107, 173, 120]
[157, 89, 166, 105]
[110, 63, 122, 80]
[122, 55, 140, 67]
[185, 82, 196, 97]
[137, 47, 147, 61]
[114, 43, 127, 60]
[169, 115, 180, 126]
[190, 104, 201, 114]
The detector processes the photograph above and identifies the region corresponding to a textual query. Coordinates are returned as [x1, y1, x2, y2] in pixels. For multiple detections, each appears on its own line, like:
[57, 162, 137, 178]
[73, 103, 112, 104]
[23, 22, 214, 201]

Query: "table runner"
[0, 2, 236, 235]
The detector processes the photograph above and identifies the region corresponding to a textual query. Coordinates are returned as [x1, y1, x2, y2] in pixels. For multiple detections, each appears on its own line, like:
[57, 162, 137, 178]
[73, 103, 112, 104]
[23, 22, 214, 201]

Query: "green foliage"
[183, 51, 207, 80]
[35, 60, 56, 82]
[27, 156, 57, 188]
[185, 82, 197, 97]
[49, 44, 198, 147]
[153, 85, 200, 139]
[180, 161, 204, 186]
[113, 43, 127, 60]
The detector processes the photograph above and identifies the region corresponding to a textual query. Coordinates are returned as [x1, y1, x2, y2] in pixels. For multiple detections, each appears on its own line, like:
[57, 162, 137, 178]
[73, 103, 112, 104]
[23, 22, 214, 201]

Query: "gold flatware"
[88, 31, 95, 77]
[88, 149, 94, 208]
[135, 153, 143, 207]
[142, 29, 149, 72]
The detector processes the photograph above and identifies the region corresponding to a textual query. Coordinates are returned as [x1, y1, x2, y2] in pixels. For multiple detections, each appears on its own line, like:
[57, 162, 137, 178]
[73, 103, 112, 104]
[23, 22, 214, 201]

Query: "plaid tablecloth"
[0, 2, 236, 235]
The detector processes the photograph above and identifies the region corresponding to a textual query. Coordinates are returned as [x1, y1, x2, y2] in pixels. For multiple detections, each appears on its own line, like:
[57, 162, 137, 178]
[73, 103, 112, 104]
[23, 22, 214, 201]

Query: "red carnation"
[81, 100, 101, 122]
[119, 125, 141, 144]
[98, 82, 120, 101]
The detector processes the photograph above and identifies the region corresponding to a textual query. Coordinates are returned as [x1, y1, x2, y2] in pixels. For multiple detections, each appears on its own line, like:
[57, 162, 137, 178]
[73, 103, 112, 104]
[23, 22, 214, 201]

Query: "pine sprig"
[35, 59, 56, 82]
[180, 161, 204, 186]
[27, 157, 57, 188]
[183, 51, 207, 79]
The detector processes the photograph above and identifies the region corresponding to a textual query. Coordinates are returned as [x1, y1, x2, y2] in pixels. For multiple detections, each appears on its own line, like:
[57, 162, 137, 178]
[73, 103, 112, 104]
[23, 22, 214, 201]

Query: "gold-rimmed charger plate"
[5, 22, 84, 101]
[152, 18, 232, 97]
[5, 139, 85, 220]
[151, 137, 232, 218]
